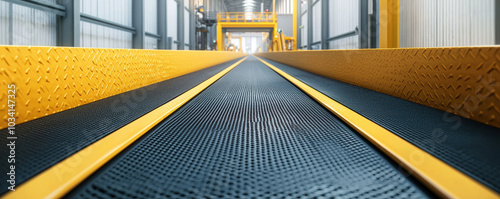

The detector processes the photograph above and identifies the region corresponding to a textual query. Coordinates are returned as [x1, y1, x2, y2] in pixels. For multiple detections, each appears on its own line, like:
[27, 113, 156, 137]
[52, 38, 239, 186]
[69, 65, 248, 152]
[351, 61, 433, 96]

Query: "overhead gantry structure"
[217, 12, 279, 51]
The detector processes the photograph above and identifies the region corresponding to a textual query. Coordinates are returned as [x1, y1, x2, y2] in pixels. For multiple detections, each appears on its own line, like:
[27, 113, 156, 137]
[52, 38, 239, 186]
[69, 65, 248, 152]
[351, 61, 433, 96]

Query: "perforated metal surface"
[0, 60, 239, 194]
[67, 57, 429, 198]
[261, 58, 500, 194]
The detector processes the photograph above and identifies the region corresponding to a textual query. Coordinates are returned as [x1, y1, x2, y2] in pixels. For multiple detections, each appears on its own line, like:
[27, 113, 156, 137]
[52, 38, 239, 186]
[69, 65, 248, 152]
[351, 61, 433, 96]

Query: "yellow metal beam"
[255, 47, 500, 128]
[3, 56, 248, 199]
[0, 46, 245, 129]
[217, 22, 277, 28]
[380, 0, 400, 48]
[256, 56, 500, 199]
[217, 24, 223, 51]
[216, 23, 277, 52]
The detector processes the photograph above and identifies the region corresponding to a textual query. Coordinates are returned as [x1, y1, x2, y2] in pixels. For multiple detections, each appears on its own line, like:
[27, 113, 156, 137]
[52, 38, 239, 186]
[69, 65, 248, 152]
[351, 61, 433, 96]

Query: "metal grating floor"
[67, 57, 430, 198]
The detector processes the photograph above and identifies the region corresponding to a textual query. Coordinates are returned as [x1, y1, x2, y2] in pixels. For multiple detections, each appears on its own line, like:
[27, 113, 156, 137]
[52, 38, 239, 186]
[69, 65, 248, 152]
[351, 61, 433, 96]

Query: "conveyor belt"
[260, 58, 500, 194]
[67, 57, 431, 198]
[0, 59, 241, 194]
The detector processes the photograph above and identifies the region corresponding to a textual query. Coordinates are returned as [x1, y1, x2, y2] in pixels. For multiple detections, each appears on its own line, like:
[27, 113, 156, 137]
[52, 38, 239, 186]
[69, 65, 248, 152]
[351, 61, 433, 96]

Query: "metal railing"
[217, 12, 277, 23]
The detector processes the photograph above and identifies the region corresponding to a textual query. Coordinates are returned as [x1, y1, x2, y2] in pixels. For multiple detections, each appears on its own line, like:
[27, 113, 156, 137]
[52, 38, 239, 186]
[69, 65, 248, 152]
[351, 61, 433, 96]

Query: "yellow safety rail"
[0, 46, 245, 129]
[256, 47, 500, 128]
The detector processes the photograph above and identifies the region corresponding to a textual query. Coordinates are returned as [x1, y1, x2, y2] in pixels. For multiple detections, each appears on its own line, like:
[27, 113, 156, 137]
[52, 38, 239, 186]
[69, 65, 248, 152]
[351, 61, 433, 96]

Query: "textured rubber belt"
[259, 58, 500, 194]
[0, 59, 240, 194]
[67, 57, 431, 198]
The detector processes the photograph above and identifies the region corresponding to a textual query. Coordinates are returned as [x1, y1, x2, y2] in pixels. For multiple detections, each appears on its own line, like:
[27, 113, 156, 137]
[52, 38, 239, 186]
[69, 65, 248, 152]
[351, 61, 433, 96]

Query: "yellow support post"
[273, 0, 275, 14]
[380, 0, 399, 48]
[217, 24, 223, 51]
[276, 33, 282, 51]
[280, 32, 286, 51]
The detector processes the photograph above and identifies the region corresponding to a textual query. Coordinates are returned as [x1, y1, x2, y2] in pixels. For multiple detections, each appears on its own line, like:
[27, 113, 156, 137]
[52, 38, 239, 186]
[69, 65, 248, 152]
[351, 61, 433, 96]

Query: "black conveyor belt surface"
[260, 58, 500, 193]
[0, 59, 241, 194]
[68, 57, 430, 198]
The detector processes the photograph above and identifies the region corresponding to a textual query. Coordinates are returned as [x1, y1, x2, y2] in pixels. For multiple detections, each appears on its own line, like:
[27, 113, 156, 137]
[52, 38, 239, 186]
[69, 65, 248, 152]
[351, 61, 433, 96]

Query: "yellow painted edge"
[255, 56, 500, 199]
[3, 56, 248, 199]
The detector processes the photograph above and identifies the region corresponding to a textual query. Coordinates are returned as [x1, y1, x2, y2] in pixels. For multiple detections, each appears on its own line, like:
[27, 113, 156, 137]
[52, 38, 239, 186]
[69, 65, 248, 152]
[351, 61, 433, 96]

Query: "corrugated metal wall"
[145, 0, 158, 49]
[328, 0, 359, 49]
[184, 9, 190, 49]
[145, 0, 158, 34]
[0, 1, 8, 44]
[80, 21, 133, 48]
[80, 0, 133, 48]
[400, 0, 495, 47]
[277, 14, 293, 36]
[276, 0, 293, 14]
[0, 0, 183, 49]
[312, 0, 321, 44]
[167, 0, 178, 50]
[0, 1, 57, 46]
[301, 14, 307, 48]
[184, 0, 190, 49]
[300, 0, 307, 48]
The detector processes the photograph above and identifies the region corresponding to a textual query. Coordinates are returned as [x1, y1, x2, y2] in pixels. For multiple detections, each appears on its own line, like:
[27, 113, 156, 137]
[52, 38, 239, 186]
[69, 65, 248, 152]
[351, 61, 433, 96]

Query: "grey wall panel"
[12, 4, 57, 46]
[329, 0, 358, 37]
[277, 14, 293, 36]
[167, 0, 178, 41]
[80, 0, 132, 26]
[80, 21, 133, 48]
[301, 14, 307, 47]
[145, 0, 158, 34]
[328, 35, 358, 49]
[471, 0, 494, 45]
[328, 0, 358, 49]
[184, 9, 189, 45]
[301, 0, 307, 13]
[0, 1, 9, 45]
[276, 0, 292, 14]
[312, 0, 321, 42]
[401, 0, 494, 47]
[145, 36, 158, 49]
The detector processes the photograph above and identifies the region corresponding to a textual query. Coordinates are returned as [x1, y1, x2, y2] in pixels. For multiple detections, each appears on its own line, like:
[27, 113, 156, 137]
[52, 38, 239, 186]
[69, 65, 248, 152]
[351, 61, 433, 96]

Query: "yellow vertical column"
[380, 0, 400, 48]
[217, 24, 224, 51]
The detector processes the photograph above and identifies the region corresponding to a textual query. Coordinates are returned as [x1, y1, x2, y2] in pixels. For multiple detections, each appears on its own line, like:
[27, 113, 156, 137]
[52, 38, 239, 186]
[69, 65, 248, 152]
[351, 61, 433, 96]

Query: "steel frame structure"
[1, 0, 183, 49]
